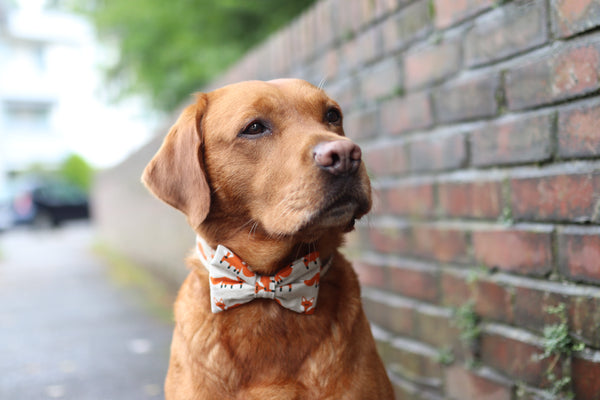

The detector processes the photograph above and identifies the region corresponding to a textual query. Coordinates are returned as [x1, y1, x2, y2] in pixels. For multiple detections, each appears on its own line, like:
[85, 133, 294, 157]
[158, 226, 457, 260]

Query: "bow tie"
[196, 236, 331, 314]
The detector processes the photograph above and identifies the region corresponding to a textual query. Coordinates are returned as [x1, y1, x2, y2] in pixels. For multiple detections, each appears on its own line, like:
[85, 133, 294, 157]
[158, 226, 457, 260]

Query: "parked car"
[11, 180, 90, 228]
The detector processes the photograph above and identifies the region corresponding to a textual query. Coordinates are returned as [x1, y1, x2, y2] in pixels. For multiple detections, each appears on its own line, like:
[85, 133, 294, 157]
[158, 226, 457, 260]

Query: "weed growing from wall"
[535, 304, 585, 399]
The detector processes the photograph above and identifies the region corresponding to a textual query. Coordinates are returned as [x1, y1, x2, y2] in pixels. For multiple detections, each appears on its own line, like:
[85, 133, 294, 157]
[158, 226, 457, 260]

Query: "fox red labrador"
[143, 79, 394, 399]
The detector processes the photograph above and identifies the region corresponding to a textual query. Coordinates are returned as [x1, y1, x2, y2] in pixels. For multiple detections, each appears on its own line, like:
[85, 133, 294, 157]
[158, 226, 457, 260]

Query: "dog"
[142, 79, 394, 399]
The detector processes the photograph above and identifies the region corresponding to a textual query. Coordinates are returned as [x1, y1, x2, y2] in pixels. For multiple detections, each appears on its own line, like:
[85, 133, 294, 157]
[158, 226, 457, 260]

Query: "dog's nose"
[313, 140, 362, 175]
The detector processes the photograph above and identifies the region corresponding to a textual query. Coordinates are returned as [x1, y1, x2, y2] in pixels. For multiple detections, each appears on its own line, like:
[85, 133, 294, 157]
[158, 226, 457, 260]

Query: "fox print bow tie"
[196, 236, 331, 314]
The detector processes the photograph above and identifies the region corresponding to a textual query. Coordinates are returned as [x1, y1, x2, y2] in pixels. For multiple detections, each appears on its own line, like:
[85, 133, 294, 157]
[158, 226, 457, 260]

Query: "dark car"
[12, 181, 90, 228]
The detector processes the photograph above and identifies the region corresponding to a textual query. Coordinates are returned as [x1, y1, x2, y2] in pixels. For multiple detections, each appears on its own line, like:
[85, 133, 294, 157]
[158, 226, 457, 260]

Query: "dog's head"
[143, 79, 371, 242]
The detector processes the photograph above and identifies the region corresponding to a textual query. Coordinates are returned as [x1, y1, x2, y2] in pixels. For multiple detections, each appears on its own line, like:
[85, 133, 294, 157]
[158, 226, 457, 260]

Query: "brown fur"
[142, 79, 394, 399]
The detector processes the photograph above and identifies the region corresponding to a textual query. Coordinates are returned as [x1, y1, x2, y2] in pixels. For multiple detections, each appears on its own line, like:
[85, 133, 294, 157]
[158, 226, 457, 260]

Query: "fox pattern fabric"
[196, 236, 331, 314]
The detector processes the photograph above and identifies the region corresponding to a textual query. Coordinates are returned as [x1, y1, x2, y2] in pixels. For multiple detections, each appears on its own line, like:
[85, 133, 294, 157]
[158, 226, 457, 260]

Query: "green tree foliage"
[72, 0, 316, 112]
[59, 154, 94, 192]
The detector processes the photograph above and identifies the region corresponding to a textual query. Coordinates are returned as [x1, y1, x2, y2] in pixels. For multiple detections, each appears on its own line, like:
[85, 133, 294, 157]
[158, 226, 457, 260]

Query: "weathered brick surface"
[472, 225, 554, 275]
[445, 366, 512, 400]
[471, 112, 554, 167]
[100, 1, 600, 398]
[380, 91, 433, 135]
[434, 0, 495, 28]
[480, 325, 563, 388]
[409, 131, 467, 172]
[558, 226, 600, 284]
[552, 0, 600, 38]
[381, 0, 432, 54]
[364, 141, 408, 177]
[558, 100, 600, 158]
[404, 37, 461, 90]
[510, 171, 600, 223]
[505, 37, 600, 110]
[572, 351, 600, 400]
[386, 180, 435, 218]
[465, 0, 548, 67]
[433, 73, 499, 123]
[438, 179, 503, 219]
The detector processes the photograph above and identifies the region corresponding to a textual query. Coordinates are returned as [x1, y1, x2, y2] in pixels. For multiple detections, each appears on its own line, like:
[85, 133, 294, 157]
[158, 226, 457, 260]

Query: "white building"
[0, 0, 158, 191]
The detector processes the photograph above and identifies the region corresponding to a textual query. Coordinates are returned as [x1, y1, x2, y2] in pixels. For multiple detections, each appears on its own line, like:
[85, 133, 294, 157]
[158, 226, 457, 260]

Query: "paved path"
[0, 223, 173, 400]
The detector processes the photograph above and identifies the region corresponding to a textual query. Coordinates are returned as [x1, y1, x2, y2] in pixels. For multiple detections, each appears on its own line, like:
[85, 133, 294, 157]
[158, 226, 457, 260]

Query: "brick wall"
[95, 0, 600, 398]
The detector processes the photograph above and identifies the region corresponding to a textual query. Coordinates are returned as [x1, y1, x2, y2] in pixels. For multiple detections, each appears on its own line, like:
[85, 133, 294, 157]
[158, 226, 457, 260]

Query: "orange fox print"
[301, 296, 315, 314]
[255, 275, 274, 294]
[302, 252, 319, 269]
[303, 272, 320, 288]
[220, 251, 254, 277]
[210, 276, 244, 288]
[274, 264, 294, 284]
[214, 298, 242, 311]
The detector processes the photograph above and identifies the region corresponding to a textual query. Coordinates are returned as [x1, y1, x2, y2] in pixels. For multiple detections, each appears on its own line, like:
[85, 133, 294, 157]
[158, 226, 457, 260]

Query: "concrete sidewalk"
[0, 223, 173, 400]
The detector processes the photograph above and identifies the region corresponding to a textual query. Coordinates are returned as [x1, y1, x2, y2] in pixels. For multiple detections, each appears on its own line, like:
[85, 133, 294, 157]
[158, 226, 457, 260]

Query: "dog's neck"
[196, 226, 343, 276]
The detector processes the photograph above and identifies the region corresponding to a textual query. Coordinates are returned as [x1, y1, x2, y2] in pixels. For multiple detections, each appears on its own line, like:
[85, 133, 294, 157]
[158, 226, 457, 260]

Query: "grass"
[93, 242, 176, 323]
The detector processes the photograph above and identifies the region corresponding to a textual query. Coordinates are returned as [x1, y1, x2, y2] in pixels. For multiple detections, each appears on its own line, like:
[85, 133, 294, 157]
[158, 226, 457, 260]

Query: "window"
[3, 101, 52, 132]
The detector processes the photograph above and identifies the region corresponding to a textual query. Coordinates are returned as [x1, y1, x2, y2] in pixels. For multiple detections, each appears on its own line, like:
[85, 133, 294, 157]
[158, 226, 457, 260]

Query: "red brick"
[433, 73, 499, 123]
[326, 78, 357, 113]
[510, 172, 600, 222]
[572, 352, 600, 400]
[409, 131, 467, 172]
[354, 261, 388, 289]
[445, 366, 512, 400]
[506, 38, 600, 110]
[569, 293, 600, 347]
[471, 113, 554, 167]
[473, 279, 513, 323]
[472, 226, 554, 276]
[415, 307, 458, 348]
[380, 91, 433, 136]
[389, 262, 438, 303]
[388, 337, 443, 384]
[360, 57, 401, 102]
[412, 225, 470, 264]
[362, 293, 416, 336]
[513, 286, 569, 333]
[434, 0, 496, 28]
[404, 37, 461, 90]
[558, 100, 600, 158]
[465, 0, 549, 67]
[344, 106, 378, 140]
[364, 142, 408, 177]
[441, 270, 472, 308]
[558, 226, 600, 284]
[552, 0, 600, 38]
[438, 180, 503, 219]
[381, 0, 431, 53]
[368, 223, 412, 256]
[333, 0, 364, 40]
[387, 181, 435, 218]
[480, 326, 562, 388]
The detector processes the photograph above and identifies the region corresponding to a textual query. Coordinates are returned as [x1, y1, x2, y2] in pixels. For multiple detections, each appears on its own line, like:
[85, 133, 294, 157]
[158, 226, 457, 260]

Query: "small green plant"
[453, 302, 481, 344]
[498, 205, 513, 225]
[436, 347, 454, 365]
[535, 304, 585, 399]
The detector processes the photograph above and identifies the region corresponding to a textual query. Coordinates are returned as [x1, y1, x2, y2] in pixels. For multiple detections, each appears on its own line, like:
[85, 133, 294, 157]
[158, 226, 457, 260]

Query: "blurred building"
[0, 0, 157, 195]
[0, 1, 89, 184]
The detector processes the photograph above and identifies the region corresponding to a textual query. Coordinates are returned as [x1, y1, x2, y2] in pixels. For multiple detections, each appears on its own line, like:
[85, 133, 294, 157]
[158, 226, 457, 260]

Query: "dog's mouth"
[306, 188, 370, 232]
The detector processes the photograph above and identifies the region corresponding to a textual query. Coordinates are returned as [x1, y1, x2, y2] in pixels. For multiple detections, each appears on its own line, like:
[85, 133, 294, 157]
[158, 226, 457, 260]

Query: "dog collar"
[195, 236, 332, 314]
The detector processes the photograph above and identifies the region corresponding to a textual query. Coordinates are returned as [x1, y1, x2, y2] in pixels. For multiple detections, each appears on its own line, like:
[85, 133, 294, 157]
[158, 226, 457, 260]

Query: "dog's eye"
[241, 121, 268, 137]
[325, 108, 341, 124]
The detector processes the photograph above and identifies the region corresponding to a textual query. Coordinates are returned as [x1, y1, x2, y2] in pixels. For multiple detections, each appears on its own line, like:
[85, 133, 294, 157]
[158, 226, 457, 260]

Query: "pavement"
[0, 222, 173, 400]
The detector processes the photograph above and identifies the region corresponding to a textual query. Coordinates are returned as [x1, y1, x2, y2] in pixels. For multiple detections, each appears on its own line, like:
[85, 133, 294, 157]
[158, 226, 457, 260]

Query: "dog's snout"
[313, 140, 362, 176]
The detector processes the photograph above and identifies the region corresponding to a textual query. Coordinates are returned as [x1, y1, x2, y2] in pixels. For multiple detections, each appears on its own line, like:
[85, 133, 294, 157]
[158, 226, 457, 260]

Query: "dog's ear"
[142, 94, 210, 229]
